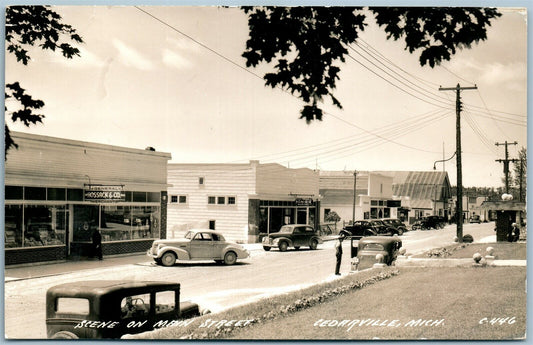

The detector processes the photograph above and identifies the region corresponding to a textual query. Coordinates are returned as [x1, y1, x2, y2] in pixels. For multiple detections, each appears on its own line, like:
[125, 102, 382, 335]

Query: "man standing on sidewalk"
[92, 228, 103, 260]
[335, 233, 345, 275]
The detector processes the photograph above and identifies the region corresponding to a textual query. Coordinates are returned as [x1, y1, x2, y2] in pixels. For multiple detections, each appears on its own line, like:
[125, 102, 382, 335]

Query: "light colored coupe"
[147, 229, 250, 266]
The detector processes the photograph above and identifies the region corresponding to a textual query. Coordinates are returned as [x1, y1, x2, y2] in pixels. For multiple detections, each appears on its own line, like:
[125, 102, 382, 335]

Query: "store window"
[5, 186, 23, 200]
[101, 205, 160, 241]
[23, 205, 67, 247]
[5, 205, 22, 248]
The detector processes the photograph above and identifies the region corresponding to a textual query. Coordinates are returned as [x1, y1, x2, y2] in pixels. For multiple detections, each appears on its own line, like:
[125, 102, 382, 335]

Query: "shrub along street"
[130, 263, 525, 340]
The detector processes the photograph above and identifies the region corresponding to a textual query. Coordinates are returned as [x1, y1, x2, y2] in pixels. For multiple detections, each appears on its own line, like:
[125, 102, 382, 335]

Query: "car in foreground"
[147, 229, 249, 266]
[46, 280, 200, 339]
[353, 236, 403, 270]
[262, 224, 323, 251]
[381, 218, 408, 235]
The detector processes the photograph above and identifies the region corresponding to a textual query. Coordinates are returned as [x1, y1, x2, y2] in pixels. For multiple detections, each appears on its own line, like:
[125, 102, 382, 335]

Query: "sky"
[3, 4, 529, 188]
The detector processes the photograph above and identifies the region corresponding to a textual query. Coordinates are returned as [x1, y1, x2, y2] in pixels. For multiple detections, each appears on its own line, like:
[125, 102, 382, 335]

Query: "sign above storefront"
[387, 200, 401, 207]
[84, 184, 125, 202]
[295, 198, 314, 206]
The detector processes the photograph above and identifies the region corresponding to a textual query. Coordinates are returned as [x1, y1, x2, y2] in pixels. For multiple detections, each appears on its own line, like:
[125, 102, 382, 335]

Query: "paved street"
[4, 222, 496, 339]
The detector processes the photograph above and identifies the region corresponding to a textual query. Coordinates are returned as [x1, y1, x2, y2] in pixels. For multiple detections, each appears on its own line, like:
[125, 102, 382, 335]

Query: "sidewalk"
[4, 252, 151, 282]
[4, 243, 269, 282]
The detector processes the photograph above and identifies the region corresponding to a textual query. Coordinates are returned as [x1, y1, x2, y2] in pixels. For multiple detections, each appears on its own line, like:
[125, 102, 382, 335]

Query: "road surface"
[4, 222, 496, 339]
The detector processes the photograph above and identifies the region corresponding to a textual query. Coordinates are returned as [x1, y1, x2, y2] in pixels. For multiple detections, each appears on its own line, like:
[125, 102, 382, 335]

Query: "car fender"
[311, 236, 323, 244]
[158, 246, 190, 260]
[273, 236, 293, 247]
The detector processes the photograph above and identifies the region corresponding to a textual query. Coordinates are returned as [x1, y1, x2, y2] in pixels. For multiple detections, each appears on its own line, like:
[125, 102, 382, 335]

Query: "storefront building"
[5, 132, 171, 265]
[319, 171, 397, 225]
[167, 161, 320, 243]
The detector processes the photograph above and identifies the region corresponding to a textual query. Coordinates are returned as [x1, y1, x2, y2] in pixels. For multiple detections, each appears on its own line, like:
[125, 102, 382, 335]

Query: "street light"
[433, 152, 456, 170]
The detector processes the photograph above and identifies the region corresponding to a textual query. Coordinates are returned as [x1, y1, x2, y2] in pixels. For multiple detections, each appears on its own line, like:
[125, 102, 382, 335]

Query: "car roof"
[359, 236, 401, 244]
[47, 280, 180, 297]
[188, 229, 223, 235]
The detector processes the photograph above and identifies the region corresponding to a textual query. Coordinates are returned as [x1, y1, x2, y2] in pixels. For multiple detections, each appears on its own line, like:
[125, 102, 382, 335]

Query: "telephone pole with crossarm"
[439, 83, 477, 243]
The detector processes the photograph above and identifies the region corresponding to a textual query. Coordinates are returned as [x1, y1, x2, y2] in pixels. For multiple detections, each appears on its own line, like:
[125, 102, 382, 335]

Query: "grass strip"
[130, 267, 399, 339]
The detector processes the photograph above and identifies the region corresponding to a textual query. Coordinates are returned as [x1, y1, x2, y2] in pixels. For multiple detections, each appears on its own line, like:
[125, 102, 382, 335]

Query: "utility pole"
[519, 159, 524, 202]
[439, 83, 477, 243]
[352, 170, 357, 224]
[495, 141, 518, 194]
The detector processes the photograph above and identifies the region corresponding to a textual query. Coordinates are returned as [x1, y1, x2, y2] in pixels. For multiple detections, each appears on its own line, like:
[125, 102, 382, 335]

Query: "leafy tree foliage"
[5, 5, 83, 157]
[241, 7, 501, 122]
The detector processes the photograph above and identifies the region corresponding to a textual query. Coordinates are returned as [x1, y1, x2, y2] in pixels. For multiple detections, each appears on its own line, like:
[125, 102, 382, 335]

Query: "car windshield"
[184, 231, 195, 239]
[363, 243, 385, 251]
[279, 226, 293, 233]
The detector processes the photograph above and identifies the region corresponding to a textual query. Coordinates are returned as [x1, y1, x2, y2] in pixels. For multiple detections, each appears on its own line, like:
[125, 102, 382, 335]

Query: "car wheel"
[224, 251, 237, 265]
[278, 241, 288, 252]
[51, 331, 78, 339]
[263, 246, 271, 251]
[161, 252, 176, 267]
[397, 228, 404, 236]
[294, 246, 300, 250]
[309, 239, 318, 250]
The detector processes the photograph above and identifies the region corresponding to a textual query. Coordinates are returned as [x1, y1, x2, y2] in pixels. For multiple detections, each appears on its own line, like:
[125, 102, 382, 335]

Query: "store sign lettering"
[295, 198, 313, 206]
[84, 185, 125, 202]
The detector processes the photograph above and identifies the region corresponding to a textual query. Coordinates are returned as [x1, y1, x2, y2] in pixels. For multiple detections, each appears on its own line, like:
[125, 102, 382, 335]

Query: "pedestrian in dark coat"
[510, 223, 520, 242]
[335, 234, 345, 275]
[92, 228, 103, 260]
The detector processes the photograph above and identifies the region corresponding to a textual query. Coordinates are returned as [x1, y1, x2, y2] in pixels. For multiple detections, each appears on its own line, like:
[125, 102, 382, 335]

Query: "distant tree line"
[451, 148, 526, 202]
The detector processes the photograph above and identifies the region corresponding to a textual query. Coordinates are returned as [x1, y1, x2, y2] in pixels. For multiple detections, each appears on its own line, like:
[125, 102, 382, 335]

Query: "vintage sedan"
[46, 280, 200, 339]
[352, 236, 402, 270]
[147, 229, 249, 266]
[262, 224, 323, 251]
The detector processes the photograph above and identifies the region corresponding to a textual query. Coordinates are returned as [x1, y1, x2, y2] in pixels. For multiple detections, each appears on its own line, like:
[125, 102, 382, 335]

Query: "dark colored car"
[381, 218, 408, 235]
[46, 280, 200, 339]
[412, 216, 445, 230]
[340, 221, 378, 239]
[352, 236, 403, 270]
[469, 215, 481, 224]
[369, 220, 399, 236]
[262, 224, 323, 251]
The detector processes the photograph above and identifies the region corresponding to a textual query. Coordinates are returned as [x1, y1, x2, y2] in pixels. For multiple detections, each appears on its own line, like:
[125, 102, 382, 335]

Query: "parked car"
[46, 280, 200, 339]
[469, 215, 481, 224]
[353, 236, 403, 270]
[381, 218, 408, 235]
[147, 229, 249, 266]
[369, 219, 398, 236]
[262, 224, 323, 251]
[412, 216, 445, 230]
[340, 220, 378, 239]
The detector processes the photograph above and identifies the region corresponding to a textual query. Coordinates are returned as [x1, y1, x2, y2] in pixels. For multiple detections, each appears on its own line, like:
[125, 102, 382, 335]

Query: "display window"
[5, 204, 67, 248]
[5, 186, 162, 249]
